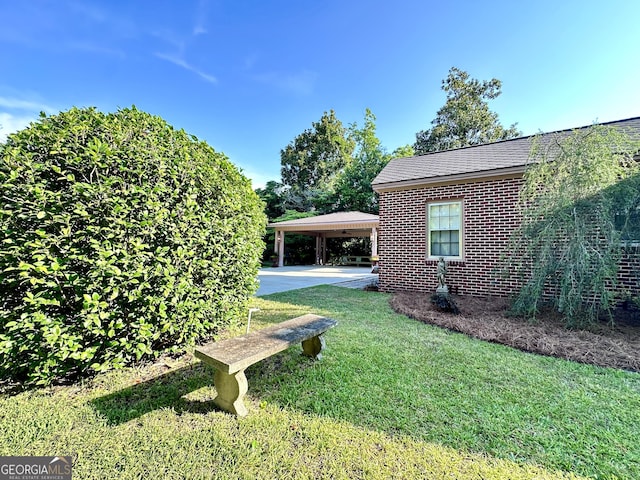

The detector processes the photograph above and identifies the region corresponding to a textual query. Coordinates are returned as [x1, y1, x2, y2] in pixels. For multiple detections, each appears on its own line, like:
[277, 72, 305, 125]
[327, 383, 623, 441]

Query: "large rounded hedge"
[0, 106, 266, 385]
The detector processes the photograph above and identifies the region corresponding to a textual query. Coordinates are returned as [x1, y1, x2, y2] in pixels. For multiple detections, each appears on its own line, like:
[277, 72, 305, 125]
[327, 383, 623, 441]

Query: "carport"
[268, 211, 380, 267]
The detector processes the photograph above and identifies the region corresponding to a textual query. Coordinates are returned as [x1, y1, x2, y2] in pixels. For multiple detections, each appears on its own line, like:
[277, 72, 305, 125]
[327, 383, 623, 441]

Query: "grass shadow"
[89, 353, 315, 425]
[90, 362, 221, 425]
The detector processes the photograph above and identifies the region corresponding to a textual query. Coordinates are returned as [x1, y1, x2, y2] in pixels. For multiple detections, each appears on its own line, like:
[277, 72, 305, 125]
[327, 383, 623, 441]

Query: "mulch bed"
[389, 292, 640, 372]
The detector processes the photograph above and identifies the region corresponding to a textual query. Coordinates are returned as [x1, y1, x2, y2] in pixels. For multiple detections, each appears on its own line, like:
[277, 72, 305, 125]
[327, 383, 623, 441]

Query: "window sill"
[426, 258, 465, 266]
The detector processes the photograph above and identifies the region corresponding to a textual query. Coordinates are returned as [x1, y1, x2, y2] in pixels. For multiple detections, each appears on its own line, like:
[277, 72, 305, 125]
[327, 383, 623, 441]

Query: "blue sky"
[1, 1, 639, 188]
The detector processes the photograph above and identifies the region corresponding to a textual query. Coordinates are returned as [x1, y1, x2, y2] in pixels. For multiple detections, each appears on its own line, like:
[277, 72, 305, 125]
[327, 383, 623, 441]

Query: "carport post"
[371, 227, 378, 257]
[315, 235, 322, 265]
[314, 234, 327, 265]
[276, 230, 285, 267]
[322, 234, 327, 265]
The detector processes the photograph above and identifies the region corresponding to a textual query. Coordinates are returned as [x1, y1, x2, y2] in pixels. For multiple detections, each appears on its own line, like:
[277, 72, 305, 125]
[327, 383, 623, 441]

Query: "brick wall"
[378, 176, 524, 296]
[619, 247, 640, 298]
[378, 175, 640, 298]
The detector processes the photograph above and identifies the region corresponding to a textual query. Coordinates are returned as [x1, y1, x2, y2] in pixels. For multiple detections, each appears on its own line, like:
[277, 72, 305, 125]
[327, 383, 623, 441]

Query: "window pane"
[428, 202, 462, 257]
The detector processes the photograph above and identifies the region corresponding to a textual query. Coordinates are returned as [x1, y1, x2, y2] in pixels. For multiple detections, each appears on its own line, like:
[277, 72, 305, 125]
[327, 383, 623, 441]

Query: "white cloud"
[244, 170, 275, 190]
[0, 112, 37, 142]
[0, 92, 58, 142]
[151, 28, 185, 50]
[64, 2, 109, 23]
[233, 162, 279, 190]
[0, 96, 55, 113]
[193, 25, 207, 36]
[155, 52, 217, 84]
[150, 1, 216, 83]
[193, 0, 209, 36]
[0, 2, 137, 53]
[254, 70, 317, 96]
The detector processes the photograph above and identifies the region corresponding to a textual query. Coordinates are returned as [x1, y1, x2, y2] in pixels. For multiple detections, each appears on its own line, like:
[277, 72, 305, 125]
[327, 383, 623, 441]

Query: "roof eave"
[267, 220, 379, 230]
[372, 165, 528, 193]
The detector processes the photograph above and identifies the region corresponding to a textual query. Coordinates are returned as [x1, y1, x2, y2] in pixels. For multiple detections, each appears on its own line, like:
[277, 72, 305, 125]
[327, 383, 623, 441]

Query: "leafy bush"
[0, 106, 266, 385]
[430, 293, 460, 314]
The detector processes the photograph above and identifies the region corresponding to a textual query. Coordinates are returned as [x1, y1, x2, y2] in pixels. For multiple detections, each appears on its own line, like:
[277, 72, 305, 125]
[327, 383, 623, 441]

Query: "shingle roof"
[372, 116, 640, 191]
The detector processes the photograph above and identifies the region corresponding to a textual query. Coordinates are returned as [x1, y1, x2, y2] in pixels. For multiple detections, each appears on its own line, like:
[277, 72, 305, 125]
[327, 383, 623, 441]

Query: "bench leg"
[214, 369, 249, 416]
[301, 334, 326, 360]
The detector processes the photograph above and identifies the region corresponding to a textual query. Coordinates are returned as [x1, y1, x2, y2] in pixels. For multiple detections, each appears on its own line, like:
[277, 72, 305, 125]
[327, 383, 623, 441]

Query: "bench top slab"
[195, 314, 337, 374]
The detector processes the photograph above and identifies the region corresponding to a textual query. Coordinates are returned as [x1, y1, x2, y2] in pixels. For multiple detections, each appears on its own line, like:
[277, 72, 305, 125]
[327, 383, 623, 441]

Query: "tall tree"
[414, 67, 521, 155]
[333, 109, 391, 214]
[391, 144, 415, 159]
[280, 110, 354, 212]
[255, 180, 285, 220]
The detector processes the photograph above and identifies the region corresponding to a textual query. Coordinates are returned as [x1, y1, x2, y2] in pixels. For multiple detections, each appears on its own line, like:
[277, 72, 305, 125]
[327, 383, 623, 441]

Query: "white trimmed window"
[427, 201, 462, 259]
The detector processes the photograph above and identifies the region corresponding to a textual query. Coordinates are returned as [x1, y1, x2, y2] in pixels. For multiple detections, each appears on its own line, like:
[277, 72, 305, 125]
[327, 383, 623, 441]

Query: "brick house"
[371, 117, 640, 296]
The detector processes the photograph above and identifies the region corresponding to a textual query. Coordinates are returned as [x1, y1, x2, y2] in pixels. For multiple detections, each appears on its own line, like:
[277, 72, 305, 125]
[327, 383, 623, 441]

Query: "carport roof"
[268, 211, 379, 232]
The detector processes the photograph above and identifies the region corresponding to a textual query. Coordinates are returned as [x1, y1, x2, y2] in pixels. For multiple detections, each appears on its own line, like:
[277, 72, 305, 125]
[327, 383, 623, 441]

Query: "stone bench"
[194, 314, 337, 416]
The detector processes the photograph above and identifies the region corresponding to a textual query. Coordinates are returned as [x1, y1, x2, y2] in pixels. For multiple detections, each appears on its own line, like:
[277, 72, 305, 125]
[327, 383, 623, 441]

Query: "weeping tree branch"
[502, 125, 640, 328]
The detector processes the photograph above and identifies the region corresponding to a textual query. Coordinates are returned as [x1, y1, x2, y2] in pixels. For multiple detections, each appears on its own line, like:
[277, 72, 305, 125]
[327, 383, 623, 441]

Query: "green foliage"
[390, 143, 415, 159]
[333, 109, 391, 214]
[505, 125, 640, 327]
[274, 109, 414, 216]
[414, 67, 521, 154]
[430, 293, 460, 314]
[326, 237, 371, 260]
[280, 110, 354, 212]
[0, 106, 266, 385]
[255, 180, 285, 220]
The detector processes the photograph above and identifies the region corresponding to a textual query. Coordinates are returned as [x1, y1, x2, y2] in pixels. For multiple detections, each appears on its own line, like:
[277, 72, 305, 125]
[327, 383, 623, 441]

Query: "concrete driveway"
[256, 265, 378, 296]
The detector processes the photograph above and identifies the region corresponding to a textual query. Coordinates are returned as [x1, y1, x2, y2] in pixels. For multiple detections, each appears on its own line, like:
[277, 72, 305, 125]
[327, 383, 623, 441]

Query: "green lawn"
[1, 286, 638, 479]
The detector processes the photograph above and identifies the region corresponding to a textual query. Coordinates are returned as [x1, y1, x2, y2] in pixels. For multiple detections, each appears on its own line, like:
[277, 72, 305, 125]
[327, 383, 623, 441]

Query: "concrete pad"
[256, 265, 378, 296]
